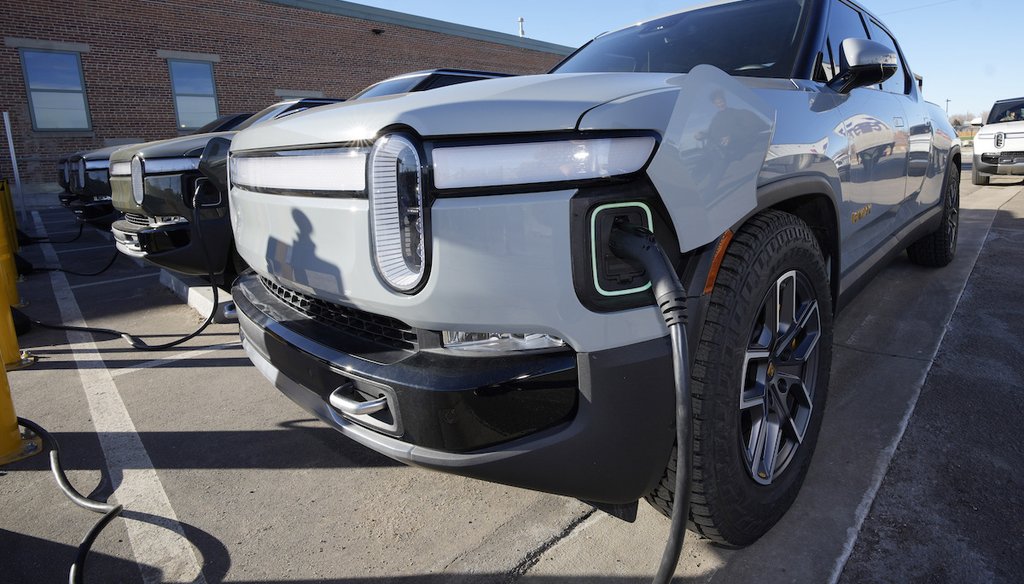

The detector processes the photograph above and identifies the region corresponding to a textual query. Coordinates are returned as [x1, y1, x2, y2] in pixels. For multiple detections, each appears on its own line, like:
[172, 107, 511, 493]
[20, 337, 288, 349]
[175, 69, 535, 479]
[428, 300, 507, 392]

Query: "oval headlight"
[131, 156, 144, 205]
[369, 134, 426, 293]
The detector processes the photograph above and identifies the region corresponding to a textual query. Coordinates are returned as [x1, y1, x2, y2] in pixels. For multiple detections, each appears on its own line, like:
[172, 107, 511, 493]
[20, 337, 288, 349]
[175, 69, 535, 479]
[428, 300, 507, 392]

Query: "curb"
[158, 270, 236, 323]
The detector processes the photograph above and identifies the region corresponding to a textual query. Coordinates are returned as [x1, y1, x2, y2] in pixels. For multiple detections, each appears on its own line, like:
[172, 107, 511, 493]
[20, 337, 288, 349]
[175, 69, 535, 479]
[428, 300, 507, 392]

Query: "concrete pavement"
[1, 174, 1021, 583]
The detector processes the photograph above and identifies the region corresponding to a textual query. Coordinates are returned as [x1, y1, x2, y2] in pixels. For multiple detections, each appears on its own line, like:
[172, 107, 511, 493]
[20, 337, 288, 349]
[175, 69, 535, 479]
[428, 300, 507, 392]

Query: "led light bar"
[131, 156, 144, 205]
[230, 148, 368, 194]
[369, 134, 426, 293]
[110, 161, 131, 177]
[142, 157, 201, 174]
[432, 136, 656, 190]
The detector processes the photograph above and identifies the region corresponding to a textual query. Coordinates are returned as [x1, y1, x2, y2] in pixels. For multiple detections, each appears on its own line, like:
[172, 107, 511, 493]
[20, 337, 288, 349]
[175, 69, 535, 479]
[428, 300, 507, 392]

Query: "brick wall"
[0, 0, 567, 189]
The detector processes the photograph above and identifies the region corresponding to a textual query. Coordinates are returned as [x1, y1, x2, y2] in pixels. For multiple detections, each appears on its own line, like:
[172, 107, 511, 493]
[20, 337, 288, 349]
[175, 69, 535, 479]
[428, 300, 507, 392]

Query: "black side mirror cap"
[198, 136, 232, 194]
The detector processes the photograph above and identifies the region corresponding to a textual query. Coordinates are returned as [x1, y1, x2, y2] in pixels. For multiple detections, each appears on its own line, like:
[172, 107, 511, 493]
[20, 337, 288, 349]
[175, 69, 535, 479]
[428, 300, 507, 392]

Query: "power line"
[879, 0, 965, 16]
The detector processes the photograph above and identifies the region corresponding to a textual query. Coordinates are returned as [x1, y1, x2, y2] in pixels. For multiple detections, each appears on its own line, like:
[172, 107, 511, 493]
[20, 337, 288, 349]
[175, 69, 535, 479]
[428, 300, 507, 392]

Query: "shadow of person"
[264, 208, 344, 297]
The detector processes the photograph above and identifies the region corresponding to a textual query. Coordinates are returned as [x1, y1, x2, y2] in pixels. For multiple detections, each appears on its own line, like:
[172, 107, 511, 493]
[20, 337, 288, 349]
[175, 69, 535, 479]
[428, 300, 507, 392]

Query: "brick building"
[0, 0, 571, 192]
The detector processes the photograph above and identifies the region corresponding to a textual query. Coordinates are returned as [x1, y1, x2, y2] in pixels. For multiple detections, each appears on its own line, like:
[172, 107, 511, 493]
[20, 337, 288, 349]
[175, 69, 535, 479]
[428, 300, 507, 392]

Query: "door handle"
[893, 117, 905, 128]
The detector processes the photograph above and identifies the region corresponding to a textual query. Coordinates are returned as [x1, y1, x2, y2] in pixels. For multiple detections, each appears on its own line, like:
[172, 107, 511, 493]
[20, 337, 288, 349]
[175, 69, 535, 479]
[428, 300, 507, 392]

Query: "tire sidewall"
[698, 213, 834, 545]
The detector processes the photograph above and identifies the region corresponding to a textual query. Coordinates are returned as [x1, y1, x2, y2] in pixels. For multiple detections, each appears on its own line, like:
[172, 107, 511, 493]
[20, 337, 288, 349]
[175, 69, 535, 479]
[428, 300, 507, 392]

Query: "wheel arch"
[747, 176, 841, 310]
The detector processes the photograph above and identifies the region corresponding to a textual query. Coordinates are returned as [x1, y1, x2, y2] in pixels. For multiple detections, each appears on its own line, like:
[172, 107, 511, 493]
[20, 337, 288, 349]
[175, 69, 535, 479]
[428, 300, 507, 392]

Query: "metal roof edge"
[260, 0, 575, 55]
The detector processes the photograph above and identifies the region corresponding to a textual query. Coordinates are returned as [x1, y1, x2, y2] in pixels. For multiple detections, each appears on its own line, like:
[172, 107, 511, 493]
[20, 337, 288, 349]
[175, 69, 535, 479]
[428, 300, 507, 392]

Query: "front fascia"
[230, 185, 669, 353]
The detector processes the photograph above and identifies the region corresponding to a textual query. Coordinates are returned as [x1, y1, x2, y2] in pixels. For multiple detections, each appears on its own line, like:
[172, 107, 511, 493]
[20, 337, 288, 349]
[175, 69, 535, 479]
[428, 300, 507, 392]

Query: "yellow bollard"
[0, 183, 33, 370]
[0, 239, 19, 309]
[0, 364, 40, 465]
[0, 180, 17, 254]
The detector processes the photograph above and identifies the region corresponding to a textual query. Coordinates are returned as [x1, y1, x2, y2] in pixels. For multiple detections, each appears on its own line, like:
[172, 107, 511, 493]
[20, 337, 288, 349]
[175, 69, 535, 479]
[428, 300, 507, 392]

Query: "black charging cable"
[608, 220, 692, 584]
[36, 248, 120, 277]
[16, 416, 123, 584]
[30, 190, 220, 351]
[19, 223, 85, 245]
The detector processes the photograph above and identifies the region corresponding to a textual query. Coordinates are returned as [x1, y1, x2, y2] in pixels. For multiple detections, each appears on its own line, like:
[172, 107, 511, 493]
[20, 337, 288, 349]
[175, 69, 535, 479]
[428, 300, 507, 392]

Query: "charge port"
[591, 203, 652, 295]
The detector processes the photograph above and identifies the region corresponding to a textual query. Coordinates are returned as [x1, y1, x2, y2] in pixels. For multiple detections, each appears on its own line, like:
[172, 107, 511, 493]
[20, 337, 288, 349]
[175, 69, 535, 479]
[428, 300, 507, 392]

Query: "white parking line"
[32, 211, 207, 584]
[69, 273, 159, 290]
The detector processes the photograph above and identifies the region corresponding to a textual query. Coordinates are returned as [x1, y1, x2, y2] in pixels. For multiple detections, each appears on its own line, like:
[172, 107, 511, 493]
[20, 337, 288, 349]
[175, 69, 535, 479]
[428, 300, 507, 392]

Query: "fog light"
[442, 331, 565, 352]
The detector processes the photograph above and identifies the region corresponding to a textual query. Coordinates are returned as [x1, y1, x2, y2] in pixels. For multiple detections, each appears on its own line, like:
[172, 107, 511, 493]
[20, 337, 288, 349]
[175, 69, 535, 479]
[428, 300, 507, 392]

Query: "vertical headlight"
[369, 134, 426, 293]
[131, 156, 144, 205]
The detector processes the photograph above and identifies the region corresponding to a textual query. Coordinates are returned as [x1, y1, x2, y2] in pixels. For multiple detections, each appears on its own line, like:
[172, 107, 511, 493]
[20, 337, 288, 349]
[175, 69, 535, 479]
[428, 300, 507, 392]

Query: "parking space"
[2, 171, 1022, 583]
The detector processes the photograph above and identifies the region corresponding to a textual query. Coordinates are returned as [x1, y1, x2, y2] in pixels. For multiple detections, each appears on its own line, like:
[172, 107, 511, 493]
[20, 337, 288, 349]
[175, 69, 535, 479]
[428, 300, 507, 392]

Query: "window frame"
[19, 48, 92, 132]
[866, 18, 911, 95]
[167, 58, 219, 131]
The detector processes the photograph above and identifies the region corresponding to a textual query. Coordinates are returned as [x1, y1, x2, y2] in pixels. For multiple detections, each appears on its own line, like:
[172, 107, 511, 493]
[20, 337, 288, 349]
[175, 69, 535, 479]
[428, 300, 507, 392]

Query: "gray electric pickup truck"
[227, 0, 959, 547]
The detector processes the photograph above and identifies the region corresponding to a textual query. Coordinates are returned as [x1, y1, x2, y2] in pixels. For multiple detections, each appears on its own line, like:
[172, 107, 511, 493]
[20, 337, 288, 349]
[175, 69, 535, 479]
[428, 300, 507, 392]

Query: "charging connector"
[608, 220, 691, 584]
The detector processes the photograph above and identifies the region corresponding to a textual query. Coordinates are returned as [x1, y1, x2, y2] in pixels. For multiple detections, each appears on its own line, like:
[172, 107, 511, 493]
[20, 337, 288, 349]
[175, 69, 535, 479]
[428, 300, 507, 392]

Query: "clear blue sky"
[347, 0, 1013, 119]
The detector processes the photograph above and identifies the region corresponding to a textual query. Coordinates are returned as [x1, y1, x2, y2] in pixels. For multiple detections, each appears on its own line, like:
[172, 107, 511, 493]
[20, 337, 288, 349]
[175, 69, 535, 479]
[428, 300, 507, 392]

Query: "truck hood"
[231, 73, 682, 151]
[977, 120, 1024, 138]
[81, 143, 143, 162]
[110, 131, 236, 164]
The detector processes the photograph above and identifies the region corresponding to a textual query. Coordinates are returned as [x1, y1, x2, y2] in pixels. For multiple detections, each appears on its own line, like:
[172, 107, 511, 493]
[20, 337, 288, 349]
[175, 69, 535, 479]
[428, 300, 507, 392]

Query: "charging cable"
[19, 223, 85, 245]
[29, 189, 219, 351]
[17, 416, 123, 584]
[608, 220, 692, 584]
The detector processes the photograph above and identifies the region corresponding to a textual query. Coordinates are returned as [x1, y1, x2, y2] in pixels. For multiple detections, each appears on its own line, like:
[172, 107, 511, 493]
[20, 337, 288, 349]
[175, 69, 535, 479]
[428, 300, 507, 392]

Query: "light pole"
[945, 99, 951, 114]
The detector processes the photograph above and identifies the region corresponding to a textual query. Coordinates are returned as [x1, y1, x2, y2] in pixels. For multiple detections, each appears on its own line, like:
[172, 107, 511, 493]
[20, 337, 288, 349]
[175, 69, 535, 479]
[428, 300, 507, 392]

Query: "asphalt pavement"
[1, 169, 1021, 583]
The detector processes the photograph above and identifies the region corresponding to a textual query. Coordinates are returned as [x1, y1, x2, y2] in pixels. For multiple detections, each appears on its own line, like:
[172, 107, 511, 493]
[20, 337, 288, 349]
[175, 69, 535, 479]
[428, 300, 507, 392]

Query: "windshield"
[350, 75, 426, 100]
[552, 0, 809, 78]
[191, 113, 251, 134]
[987, 100, 1024, 124]
[234, 103, 292, 131]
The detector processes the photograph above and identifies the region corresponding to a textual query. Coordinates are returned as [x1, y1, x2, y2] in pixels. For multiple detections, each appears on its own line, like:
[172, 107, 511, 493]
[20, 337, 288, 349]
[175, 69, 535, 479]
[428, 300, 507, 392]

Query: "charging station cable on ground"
[19, 223, 85, 245]
[16, 416, 122, 584]
[608, 220, 693, 584]
[28, 192, 219, 351]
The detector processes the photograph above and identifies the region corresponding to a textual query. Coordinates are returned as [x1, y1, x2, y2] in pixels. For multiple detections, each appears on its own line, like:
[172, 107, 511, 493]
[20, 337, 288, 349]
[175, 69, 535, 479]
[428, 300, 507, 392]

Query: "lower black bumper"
[70, 199, 116, 223]
[111, 214, 233, 276]
[233, 273, 676, 504]
[975, 153, 1024, 176]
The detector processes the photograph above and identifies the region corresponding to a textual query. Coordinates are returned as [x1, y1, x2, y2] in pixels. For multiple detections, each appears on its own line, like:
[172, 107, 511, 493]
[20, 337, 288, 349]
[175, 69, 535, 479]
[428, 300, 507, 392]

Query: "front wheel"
[645, 210, 833, 547]
[971, 166, 989, 186]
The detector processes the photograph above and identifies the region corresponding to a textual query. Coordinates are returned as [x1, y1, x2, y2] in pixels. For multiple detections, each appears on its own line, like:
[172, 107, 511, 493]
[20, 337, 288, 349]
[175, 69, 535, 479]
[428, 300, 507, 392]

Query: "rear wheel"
[645, 210, 833, 547]
[908, 161, 960, 267]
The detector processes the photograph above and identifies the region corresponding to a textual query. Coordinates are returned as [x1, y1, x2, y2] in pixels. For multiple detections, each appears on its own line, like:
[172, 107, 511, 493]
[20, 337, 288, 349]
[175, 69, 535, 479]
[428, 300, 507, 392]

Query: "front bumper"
[70, 198, 116, 223]
[111, 213, 233, 275]
[234, 272, 676, 504]
[975, 152, 1024, 176]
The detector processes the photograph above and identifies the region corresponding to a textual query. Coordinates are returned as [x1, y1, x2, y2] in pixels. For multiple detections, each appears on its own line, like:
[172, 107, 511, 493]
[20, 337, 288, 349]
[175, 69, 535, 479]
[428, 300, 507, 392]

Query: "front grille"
[123, 213, 187, 227]
[982, 151, 1024, 164]
[124, 212, 151, 226]
[260, 276, 418, 351]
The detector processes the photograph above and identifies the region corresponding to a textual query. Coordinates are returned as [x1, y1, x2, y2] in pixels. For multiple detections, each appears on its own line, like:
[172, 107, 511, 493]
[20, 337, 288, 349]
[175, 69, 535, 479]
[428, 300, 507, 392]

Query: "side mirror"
[198, 136, 232, 196]
[827, 38, 898, 94]
[970, 117, 984, 127]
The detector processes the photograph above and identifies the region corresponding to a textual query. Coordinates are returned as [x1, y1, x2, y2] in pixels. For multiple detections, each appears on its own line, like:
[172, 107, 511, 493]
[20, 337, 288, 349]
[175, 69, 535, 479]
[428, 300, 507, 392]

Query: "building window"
[168, 59, 218, 130]
[20, 49, 90, 131]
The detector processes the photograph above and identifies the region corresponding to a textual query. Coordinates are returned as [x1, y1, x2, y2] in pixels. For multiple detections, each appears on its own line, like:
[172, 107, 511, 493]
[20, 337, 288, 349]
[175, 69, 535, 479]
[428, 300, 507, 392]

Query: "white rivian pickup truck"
[226, 0, 959, 547]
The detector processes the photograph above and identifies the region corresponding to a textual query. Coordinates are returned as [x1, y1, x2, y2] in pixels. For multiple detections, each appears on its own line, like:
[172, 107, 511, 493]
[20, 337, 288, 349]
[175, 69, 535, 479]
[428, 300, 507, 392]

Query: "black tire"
[645, 210, 833, 547]
[971, 166, 989, 186]
[907, 161, 960, 267]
